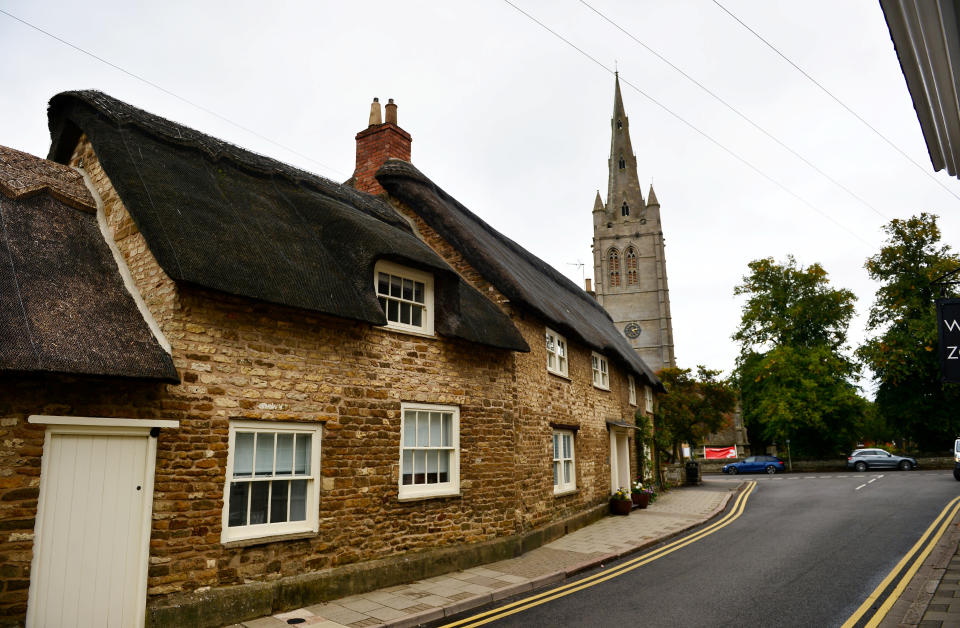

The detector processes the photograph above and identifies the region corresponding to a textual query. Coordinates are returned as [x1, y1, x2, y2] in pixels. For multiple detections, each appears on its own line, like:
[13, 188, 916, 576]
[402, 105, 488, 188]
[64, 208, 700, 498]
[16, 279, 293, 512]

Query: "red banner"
[705, 446, 737, 459]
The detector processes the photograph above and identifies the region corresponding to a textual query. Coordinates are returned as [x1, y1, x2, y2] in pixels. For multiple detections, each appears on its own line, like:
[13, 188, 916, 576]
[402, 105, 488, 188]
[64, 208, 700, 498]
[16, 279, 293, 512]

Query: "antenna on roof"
[566, 261, 585, 283]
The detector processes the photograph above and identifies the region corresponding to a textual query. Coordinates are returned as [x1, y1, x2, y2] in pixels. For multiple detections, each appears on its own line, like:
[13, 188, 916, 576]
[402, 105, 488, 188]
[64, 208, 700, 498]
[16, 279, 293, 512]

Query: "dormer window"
[375, 260, 434, 335]
[621, 202, 629, 217]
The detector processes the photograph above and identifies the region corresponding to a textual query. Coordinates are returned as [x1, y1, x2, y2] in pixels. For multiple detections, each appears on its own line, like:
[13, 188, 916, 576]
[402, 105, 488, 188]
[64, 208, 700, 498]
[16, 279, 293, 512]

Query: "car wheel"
[898, 460, 912, 471]
[727, 467, 738, 475]
[855, 461, 867, 472]
[765, 465, 776, 475]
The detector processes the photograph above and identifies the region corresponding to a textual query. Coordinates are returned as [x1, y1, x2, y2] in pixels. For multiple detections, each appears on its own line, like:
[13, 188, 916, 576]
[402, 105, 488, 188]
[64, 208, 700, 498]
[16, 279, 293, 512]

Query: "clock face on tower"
[624, 322, 641, 339]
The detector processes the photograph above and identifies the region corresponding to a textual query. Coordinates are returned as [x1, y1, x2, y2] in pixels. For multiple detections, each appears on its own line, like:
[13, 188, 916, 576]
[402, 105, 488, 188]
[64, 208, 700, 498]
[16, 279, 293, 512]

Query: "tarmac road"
[459, 470, 960, 628]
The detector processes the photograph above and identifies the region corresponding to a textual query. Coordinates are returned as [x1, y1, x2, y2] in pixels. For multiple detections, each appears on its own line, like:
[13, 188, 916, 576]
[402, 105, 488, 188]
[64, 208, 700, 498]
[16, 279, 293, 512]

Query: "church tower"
[592, 73, 676, 372]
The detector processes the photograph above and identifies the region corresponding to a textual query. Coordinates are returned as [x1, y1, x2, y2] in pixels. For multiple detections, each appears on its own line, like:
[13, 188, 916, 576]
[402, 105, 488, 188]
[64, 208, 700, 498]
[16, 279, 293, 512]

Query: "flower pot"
[631, 493, 642, 506]
[610, 498, 632, 515]
[636, 492, 650, 509]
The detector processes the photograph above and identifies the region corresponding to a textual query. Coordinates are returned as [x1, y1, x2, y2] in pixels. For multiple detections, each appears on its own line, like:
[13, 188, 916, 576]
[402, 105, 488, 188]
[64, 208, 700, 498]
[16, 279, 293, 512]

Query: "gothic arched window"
[625, 247, 638, 286]
[608, 249, 621, 288]
[621, 202, 630, 217]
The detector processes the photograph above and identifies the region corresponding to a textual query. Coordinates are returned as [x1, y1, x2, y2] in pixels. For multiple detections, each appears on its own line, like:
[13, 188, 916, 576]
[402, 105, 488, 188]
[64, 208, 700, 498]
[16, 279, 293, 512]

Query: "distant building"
[591, 73, 676, 373]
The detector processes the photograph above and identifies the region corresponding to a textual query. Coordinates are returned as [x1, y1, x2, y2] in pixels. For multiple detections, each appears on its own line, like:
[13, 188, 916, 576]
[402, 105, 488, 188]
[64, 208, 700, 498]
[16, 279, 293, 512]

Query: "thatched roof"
[0, 145, 178, 381]
[377, 160, 663, 390]
[46, 91, 528, 353]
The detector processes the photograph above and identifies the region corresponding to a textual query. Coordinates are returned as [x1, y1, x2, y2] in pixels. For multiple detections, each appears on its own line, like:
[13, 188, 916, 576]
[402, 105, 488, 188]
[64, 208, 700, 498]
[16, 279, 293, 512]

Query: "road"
[440, 470, 960, 628]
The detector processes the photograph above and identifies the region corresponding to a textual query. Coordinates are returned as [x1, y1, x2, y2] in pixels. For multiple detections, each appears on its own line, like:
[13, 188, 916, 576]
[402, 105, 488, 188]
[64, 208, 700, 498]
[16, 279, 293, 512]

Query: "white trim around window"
[221, 420, 322, 543]
[545, 327, 568, 377]
[399, 403, 460, 499]
[553, 429, 576, 494]
[628, 375, 637, 406]
[645, 385, 654, 413]
[375, 260, 435, 336]
[592, 352, 610, 390]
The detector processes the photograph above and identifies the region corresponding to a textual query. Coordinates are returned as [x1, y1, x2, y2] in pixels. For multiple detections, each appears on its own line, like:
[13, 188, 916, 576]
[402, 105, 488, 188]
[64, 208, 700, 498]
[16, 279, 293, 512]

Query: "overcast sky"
[2, 1, 959, 388]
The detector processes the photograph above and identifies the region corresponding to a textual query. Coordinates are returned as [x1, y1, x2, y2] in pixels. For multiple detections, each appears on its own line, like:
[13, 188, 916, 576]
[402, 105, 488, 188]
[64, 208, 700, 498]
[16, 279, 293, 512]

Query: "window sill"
[554, 488, 579, 498]
[379, 325, 436, 340]
[222, 529, 317, 548]
[547, 370, 571, 381]
[593, 385, 611, 392]
[398, 491, 462, 503]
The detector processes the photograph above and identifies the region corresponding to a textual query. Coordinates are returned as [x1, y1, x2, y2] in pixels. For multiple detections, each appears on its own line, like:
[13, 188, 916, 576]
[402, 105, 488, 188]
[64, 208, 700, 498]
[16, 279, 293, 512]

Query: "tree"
[733, 256, 865, 458]
[653, 366, 737, 462]
[857, 213, 960, 451]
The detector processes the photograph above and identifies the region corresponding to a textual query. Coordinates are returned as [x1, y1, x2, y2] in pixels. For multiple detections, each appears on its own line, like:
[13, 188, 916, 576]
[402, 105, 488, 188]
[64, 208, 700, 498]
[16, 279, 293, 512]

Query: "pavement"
[227, 478, 960, 628]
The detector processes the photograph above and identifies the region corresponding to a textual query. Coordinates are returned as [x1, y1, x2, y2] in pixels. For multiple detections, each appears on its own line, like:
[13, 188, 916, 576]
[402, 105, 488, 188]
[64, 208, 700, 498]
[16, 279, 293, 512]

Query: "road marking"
[842, 495, 960, 628]
[855, 484, 866, 490]
[867, 478, 877, 484]
[440, 482, 758, 627]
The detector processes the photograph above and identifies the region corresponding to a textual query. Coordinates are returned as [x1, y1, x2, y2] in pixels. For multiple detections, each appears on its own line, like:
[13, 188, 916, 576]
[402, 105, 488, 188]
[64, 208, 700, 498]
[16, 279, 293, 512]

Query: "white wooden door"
[609, 430, 631, 493]
[27, 424, 158, 628]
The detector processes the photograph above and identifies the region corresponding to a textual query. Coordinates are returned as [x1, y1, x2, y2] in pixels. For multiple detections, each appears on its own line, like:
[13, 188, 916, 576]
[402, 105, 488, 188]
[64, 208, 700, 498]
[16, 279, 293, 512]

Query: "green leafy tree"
[857, 213, 960, 451]
[653, 366, 737, 462]
[733, 256, 865, 458]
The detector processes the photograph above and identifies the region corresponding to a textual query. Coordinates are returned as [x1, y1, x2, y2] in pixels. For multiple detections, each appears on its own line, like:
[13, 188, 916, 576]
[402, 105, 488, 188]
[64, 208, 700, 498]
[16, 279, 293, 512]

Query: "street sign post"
[936, 298, 960, 382]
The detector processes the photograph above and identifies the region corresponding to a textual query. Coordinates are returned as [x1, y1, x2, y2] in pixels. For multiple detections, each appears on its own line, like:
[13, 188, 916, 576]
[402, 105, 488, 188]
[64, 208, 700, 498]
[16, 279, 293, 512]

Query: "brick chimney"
[352, 97, 412, 195]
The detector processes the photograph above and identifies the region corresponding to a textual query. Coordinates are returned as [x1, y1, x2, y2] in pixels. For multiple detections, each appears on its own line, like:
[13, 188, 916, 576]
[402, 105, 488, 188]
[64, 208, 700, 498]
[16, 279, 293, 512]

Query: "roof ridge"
[0, 145, 95, 212]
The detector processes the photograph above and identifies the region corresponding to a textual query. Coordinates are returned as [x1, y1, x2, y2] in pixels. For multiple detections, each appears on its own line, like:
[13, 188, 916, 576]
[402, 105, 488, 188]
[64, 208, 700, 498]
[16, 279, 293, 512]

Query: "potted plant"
[610, 487, 632, 515]
[631, 480, 644, 507]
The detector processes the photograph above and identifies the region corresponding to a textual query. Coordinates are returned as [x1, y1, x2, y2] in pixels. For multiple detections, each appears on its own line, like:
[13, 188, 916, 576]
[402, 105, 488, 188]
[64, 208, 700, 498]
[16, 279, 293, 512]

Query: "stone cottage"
[0, 91, 662, 627]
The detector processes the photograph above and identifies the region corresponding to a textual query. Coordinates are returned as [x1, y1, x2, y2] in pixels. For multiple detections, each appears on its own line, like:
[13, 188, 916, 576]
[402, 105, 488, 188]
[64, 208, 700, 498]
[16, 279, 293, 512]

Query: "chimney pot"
[585, 278, 592, 292]
[368, 98, 382, 126]
[385, 98, 398, 125]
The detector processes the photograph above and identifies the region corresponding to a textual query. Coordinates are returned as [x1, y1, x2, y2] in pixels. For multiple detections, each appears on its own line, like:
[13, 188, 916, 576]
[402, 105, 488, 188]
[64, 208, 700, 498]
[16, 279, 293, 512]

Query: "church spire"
[607, 72, 644, 217]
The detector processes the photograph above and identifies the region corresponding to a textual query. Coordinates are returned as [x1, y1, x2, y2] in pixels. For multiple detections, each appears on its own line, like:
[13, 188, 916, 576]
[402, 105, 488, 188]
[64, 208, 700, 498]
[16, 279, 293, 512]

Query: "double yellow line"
[843, 495, 960, 628]
[441, 481, 758, 628]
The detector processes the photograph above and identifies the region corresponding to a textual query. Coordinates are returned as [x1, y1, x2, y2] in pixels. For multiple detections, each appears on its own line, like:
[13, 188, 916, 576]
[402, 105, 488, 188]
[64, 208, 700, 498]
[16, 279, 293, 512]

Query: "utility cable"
[711, 0, 960, 203]
[579, 0, 889, 221]
[0, 8, 348, 180]
[502, 0, 874, 248]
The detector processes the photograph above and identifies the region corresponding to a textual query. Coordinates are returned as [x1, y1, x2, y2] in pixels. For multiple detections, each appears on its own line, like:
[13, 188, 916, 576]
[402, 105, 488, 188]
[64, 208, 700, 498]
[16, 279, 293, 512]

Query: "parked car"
[722, 455, 785, 475]
[847, 448, 918, 471]
[954, 438, 960, 481]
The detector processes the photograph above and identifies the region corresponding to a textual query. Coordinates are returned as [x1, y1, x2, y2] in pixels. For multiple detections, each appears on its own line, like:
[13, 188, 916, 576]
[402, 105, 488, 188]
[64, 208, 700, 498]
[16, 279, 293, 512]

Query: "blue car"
[722, 455, 785, 475]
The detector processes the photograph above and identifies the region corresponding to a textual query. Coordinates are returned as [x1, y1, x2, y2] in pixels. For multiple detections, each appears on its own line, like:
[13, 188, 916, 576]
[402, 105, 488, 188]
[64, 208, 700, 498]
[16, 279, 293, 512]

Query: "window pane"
[294, 434, 310, 475]
[430, 413, 442, 446]
[234, 432, 254, 477]
[403, 412, 417, 447]
[290, 480, 307, 521]
[387, 299, 399, 322]
[414, 450, 426, 484]
[442, 413, 452, 447]
[378, 296, 387, 313]
[438, 450, 449, 482]
[276, 433, 293, 475]
[546, 333, 555, 353]
[553, 433, 559, 459]
[249, 482, 269, 525]
[401, 450, 413, 485]
[417, 412, 429, 446]
[559, 356, 566, 372]
[563, 434, 571, 458]
[400, 301, 411, 324]
[270, 480, 289, 523]
[378, 273, 389, 295]
[411, 305, 422, 327]
[547, 353, 556, 370]
[390, 275, 402, 297]
[402, 278, 413, 301]
[427, 450, 438, 483]
[228, 482, 249, 527]
[557, 340, 565, 358]
[553, 461, 559, 486]
[414, 282, 424, 304]
[564, 461, 572, 482]
[255, 433, 275, 477]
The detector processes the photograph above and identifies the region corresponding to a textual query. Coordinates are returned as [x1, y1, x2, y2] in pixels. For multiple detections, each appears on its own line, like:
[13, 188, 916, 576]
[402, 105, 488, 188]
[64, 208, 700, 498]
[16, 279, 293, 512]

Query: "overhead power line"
[0, 8, 348, 180]
[710, 0, 960, 204]
[501, 0, 874, 248]
[578, 0, 889, 221]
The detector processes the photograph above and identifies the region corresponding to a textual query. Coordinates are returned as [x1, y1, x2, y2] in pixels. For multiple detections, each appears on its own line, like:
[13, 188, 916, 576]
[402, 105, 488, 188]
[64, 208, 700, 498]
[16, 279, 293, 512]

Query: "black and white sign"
[936, 299, 960, 382]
